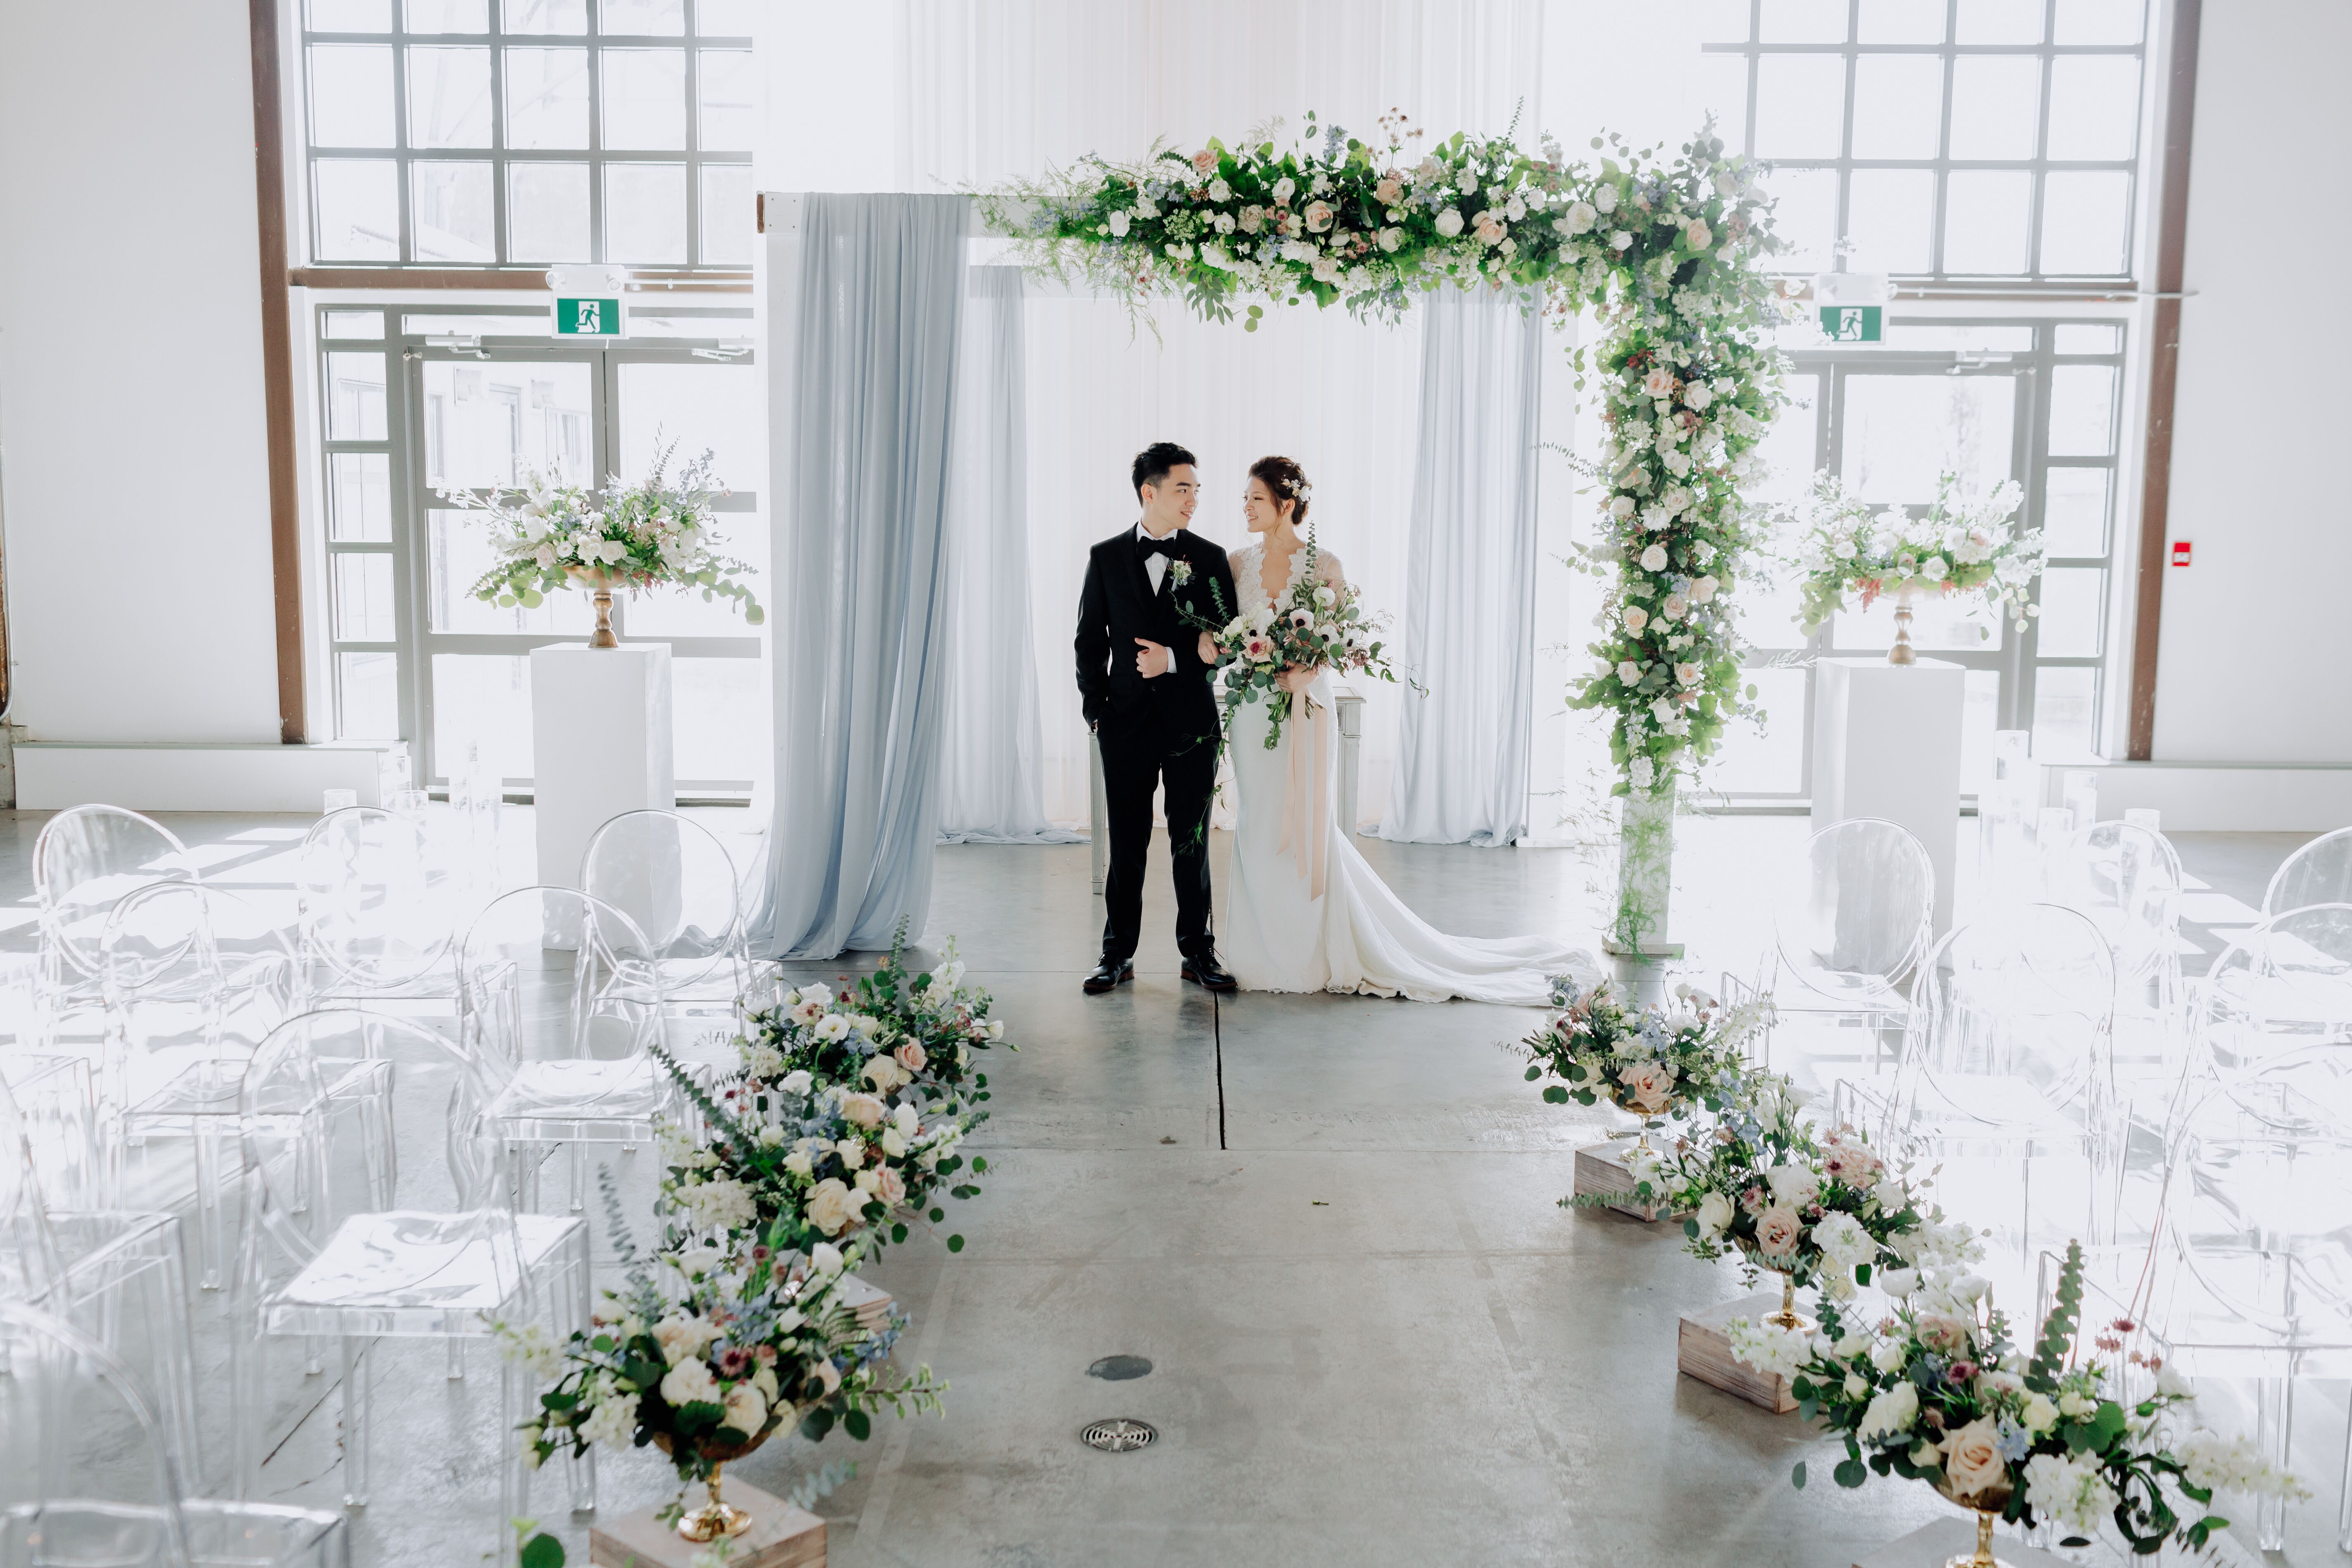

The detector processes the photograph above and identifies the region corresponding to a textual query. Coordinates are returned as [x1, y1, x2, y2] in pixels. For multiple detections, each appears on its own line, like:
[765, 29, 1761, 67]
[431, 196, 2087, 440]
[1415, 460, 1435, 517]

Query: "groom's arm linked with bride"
[1073, 442, 1239, 997]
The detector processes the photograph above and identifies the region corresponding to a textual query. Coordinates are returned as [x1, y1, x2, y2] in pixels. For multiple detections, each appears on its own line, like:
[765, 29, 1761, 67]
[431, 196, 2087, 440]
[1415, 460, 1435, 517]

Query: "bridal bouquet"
[1601, 1073, 1970, 1297]
[1786, 470, 2043, 638]
[1516, 977, 1767, 1132]
[653, 1039, 985, 1259]
[1762, 1244, 2300, 1554]
[438, 442, 763, 622]
[1196, 531, 1402, 749]
[738, 935, 1009, 1121]
[495, 1198, 944, 1484]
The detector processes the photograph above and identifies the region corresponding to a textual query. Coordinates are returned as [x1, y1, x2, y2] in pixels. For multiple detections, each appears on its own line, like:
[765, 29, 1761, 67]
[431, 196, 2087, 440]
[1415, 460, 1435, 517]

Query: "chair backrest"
[456, 886, 665, 1065]
[1899, 902, 2117, 1128]
[2195, 903, 2352, 1082]
[297, 807, 458, 992]
[2264, 826, 2352, 918]
[2163, 1042, 2352, 1342]
[2058, 820, 2184, 995]
[238, 1010, 508, 1278]
[33, 806, 195, 983]
[1773, 817, 1935, 1005]
[0, 1075, 67, 1304]
[0, 1302, 195, 1568]
[579, 809, 745, 992]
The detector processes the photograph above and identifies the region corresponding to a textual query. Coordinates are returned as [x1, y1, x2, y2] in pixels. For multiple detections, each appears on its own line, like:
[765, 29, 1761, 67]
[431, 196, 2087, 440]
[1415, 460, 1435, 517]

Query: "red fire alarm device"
[2170, 540, 2192, 567]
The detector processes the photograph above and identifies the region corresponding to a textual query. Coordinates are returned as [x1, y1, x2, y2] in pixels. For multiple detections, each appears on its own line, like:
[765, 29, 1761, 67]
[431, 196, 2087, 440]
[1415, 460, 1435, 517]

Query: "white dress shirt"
[1136, 521, 1177, 593]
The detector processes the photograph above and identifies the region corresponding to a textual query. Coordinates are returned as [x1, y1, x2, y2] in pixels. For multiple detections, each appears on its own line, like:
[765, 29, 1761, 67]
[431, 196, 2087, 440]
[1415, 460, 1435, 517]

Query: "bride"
[1208, 456, 1597, 1004]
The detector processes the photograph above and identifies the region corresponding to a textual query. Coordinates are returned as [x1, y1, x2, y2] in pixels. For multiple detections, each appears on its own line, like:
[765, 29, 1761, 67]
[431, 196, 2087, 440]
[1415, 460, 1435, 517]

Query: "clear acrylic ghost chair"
[2150, 1043, 2352, 1550]
[2265, 827, 2352, 917]
[0, 1302, 346, 1568]
[456, 887, 675, 1214]
[1729, 818, 1935, 1076]
[100, 884, 304, 1291]
[2056, 823, 2192, 1182]
[33, 805, 198, 1030]
[1878, 904, 2119, 1291]
[233, 1009, 590, 1559]
[0, 1073, 202, 1485]
[296, 808, 462, 1015]
[2191, 904, 2352, 1088]
[580, 809, 774, 1049]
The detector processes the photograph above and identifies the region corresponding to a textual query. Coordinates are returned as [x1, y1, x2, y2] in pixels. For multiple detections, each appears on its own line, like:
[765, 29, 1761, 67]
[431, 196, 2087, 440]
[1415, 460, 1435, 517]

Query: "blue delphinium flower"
[1994, 1416, 2031, 1463]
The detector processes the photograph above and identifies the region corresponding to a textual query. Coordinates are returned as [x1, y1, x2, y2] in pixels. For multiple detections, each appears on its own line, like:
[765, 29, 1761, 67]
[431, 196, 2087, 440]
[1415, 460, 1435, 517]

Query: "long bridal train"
[1217, 539, 1597, 1004]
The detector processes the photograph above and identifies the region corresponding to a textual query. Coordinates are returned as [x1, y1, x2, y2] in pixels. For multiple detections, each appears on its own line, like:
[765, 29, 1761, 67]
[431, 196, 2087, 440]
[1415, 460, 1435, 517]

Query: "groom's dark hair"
[1131, 441, 1197, 499]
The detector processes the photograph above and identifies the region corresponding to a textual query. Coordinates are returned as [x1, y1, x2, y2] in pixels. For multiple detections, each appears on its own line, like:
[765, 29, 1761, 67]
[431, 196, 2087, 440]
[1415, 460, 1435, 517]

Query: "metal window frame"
[299, 0, 752, 270]
[311, 299, 761, 792]
[1723, 312, 2131, 802]
[1707, 0, 2149, 283]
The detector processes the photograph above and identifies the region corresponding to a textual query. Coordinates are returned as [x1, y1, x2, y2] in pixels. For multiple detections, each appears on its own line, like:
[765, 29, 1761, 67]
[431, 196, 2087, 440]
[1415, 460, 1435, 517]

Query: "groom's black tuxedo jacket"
[1074, 526, 1238, 744]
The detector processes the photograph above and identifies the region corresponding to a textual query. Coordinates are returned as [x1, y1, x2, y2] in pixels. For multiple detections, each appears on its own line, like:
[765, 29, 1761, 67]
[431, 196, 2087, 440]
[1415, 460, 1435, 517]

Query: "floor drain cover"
[1081, 1418, 1156, 1453]
[1088, 1355, 1153, 1381]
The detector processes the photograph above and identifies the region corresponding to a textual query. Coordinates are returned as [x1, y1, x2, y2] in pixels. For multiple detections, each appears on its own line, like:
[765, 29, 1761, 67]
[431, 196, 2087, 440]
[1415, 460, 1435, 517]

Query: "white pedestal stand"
[1811, 657, 1964, 937]
[529, 644, 676, 888]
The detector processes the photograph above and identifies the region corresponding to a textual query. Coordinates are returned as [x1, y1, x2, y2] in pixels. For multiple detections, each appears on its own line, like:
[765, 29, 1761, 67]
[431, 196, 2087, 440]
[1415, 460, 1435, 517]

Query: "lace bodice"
[1235, 538, 1340, 611]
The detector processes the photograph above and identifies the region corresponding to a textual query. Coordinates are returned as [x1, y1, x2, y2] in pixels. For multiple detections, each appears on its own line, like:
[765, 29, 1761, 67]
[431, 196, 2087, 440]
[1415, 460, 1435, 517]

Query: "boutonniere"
[1170, 559, 1194, 588]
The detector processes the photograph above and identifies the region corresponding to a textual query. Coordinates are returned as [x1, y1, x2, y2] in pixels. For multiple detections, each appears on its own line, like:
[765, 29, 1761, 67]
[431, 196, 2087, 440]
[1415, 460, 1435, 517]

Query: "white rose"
[1378, 226, 1402, 252]
[1690, 576, 1718, 604]
[1920, 555, 1948, 581]
[1610, 231, 1633, 251]
[1562, 201, 1596, 235]
[719, 1379, 768, 1437]
[1621, 605, 1649, 634]
[805, 1178, 863, 1235]
[1608, 495, 1635, 520]
[1684, 219, 1712, 249]
[1207, 178, 1231, 202]
[1616, 660, 1641, 683]
[1638, 543, 1669, 572]
[1593, 185, 1618, 214]
[1272, 176, 1296, 205]
[1753, 1204, 1804, 1261]
[1434, 208, 1464, 238]
[809, 1241, 845, 1276]
[1674, 662, 1700, 686]
[1684, 382, 1713, 411]
[1877, 1267, 1919, 1298]
[1659, 593, 1687, 620]
[2019, 1391, 2061, 1435]
[1857, 1381, 1919, 1443]
[659, 1358, 719, 1409]
[652, 1314, 719, 1366]
[1107, 210, 1131, 238]
[1868, 1337, 1907, 1374]
[1694, 1190, 1734, 1238]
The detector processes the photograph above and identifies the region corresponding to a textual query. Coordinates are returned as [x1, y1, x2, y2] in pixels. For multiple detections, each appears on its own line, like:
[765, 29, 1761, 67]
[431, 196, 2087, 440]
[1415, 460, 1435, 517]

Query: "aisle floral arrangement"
[656, 942, 1000, 1259]
[1193, 525, 1405, 749]
[1755, 1243, 2302, 1557]
[439, 442, 763, 622]
[1785, 470, 2045, 639]
[977, 110, 1788, 947]
[1515, 976, 1769, 1133]
[1600, 1073, 1973, 1312]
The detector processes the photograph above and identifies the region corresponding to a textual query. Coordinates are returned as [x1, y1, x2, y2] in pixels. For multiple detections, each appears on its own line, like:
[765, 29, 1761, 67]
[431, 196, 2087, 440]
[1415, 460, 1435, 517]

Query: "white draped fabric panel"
[1376, 289, 1547, 845]
[891, 0, 1564, 832]
[935, 268, 1084, 844]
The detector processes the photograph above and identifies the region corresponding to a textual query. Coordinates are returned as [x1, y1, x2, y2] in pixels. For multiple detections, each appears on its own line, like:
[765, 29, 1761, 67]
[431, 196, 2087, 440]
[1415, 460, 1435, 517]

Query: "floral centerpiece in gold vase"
[1749, 1242, 2302, 1566]
[1516, 976, 1770, 1154]
[496, 1203, 942, 1543]
[440, 442, 762, 649]
[1592, 1072, 1970, 1336]
[1785, 471, 2043, 666]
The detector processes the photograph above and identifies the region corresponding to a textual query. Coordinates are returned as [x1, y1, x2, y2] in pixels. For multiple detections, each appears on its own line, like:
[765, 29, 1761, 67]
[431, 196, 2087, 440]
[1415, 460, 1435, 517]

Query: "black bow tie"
[1138, 532, 1182, 560]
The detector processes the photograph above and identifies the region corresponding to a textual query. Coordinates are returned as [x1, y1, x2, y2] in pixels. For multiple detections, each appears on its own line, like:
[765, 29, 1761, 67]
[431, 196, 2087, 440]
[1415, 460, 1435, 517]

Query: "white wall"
[2150, 0, 2352, 764]
[0, 0, 283, 745]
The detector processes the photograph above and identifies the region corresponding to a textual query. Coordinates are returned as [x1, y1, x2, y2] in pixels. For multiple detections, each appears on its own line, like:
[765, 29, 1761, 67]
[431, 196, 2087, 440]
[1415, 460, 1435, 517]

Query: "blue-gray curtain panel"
[751, 192, 970, 958]
[1375, 287, 1545, 847]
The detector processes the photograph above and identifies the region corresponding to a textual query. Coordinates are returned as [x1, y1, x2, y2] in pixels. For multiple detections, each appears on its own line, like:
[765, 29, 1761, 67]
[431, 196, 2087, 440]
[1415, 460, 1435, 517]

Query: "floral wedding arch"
[978, 112, 1788, 950]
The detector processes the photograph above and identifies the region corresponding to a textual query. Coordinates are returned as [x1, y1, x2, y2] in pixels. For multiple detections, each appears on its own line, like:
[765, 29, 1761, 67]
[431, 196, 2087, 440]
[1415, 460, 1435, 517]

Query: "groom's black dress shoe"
[1180, 950, 1238, 992]
[1083, 957, 1135, 995]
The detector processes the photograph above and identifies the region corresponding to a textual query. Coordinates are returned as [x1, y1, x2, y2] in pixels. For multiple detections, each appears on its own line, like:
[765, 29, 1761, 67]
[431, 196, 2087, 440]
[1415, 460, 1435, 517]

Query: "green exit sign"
[553, 297, 624, 336]
[1819, 304, 1882, 343]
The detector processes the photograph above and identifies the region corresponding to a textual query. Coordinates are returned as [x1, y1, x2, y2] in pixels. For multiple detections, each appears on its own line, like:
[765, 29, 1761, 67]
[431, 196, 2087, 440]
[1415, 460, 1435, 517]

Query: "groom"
[1074, 442, 1239, 995]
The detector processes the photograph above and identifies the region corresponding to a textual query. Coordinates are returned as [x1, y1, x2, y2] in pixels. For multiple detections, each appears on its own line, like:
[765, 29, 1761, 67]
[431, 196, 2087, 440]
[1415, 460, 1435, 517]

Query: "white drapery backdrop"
[894, 0, 1588, 835]
[1376, 288, 1548, 845]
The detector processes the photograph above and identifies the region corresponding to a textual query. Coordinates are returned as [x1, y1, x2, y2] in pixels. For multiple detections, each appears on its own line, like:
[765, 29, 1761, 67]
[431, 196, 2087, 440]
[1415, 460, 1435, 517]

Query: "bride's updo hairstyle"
[1249, 455, 1312, 527]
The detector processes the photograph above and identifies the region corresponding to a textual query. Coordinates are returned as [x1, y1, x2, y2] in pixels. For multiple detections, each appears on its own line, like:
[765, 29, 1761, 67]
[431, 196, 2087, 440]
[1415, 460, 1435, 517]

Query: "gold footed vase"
[1888, 584, 1919, 666]
[1934, 1483, 2015, 1568]
[1762, 1266, 1814, 1334]
[566, 564, 622, 649]
[653, 1428, 774, 1542]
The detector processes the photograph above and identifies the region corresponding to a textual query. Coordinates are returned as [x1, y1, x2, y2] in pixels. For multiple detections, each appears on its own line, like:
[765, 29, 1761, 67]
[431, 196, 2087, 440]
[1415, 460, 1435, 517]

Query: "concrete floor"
[0, 808, 2329, 1567]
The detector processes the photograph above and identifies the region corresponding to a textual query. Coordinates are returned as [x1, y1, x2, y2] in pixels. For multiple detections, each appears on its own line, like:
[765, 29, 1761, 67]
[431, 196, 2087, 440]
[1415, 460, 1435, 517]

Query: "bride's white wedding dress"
[1217, 540, 1598, 1004]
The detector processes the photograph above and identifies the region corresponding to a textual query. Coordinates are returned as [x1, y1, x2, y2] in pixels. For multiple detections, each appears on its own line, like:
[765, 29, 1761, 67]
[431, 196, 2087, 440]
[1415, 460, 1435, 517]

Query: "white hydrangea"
[2022, 1450, 2117, 1534]
[579, 1391, 640, 1449]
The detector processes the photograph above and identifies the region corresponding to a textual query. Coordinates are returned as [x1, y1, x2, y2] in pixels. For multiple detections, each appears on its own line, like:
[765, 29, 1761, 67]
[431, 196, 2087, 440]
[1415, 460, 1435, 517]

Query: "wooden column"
[250, 0, 305, 742]
[2124, 0, 2203, 761]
